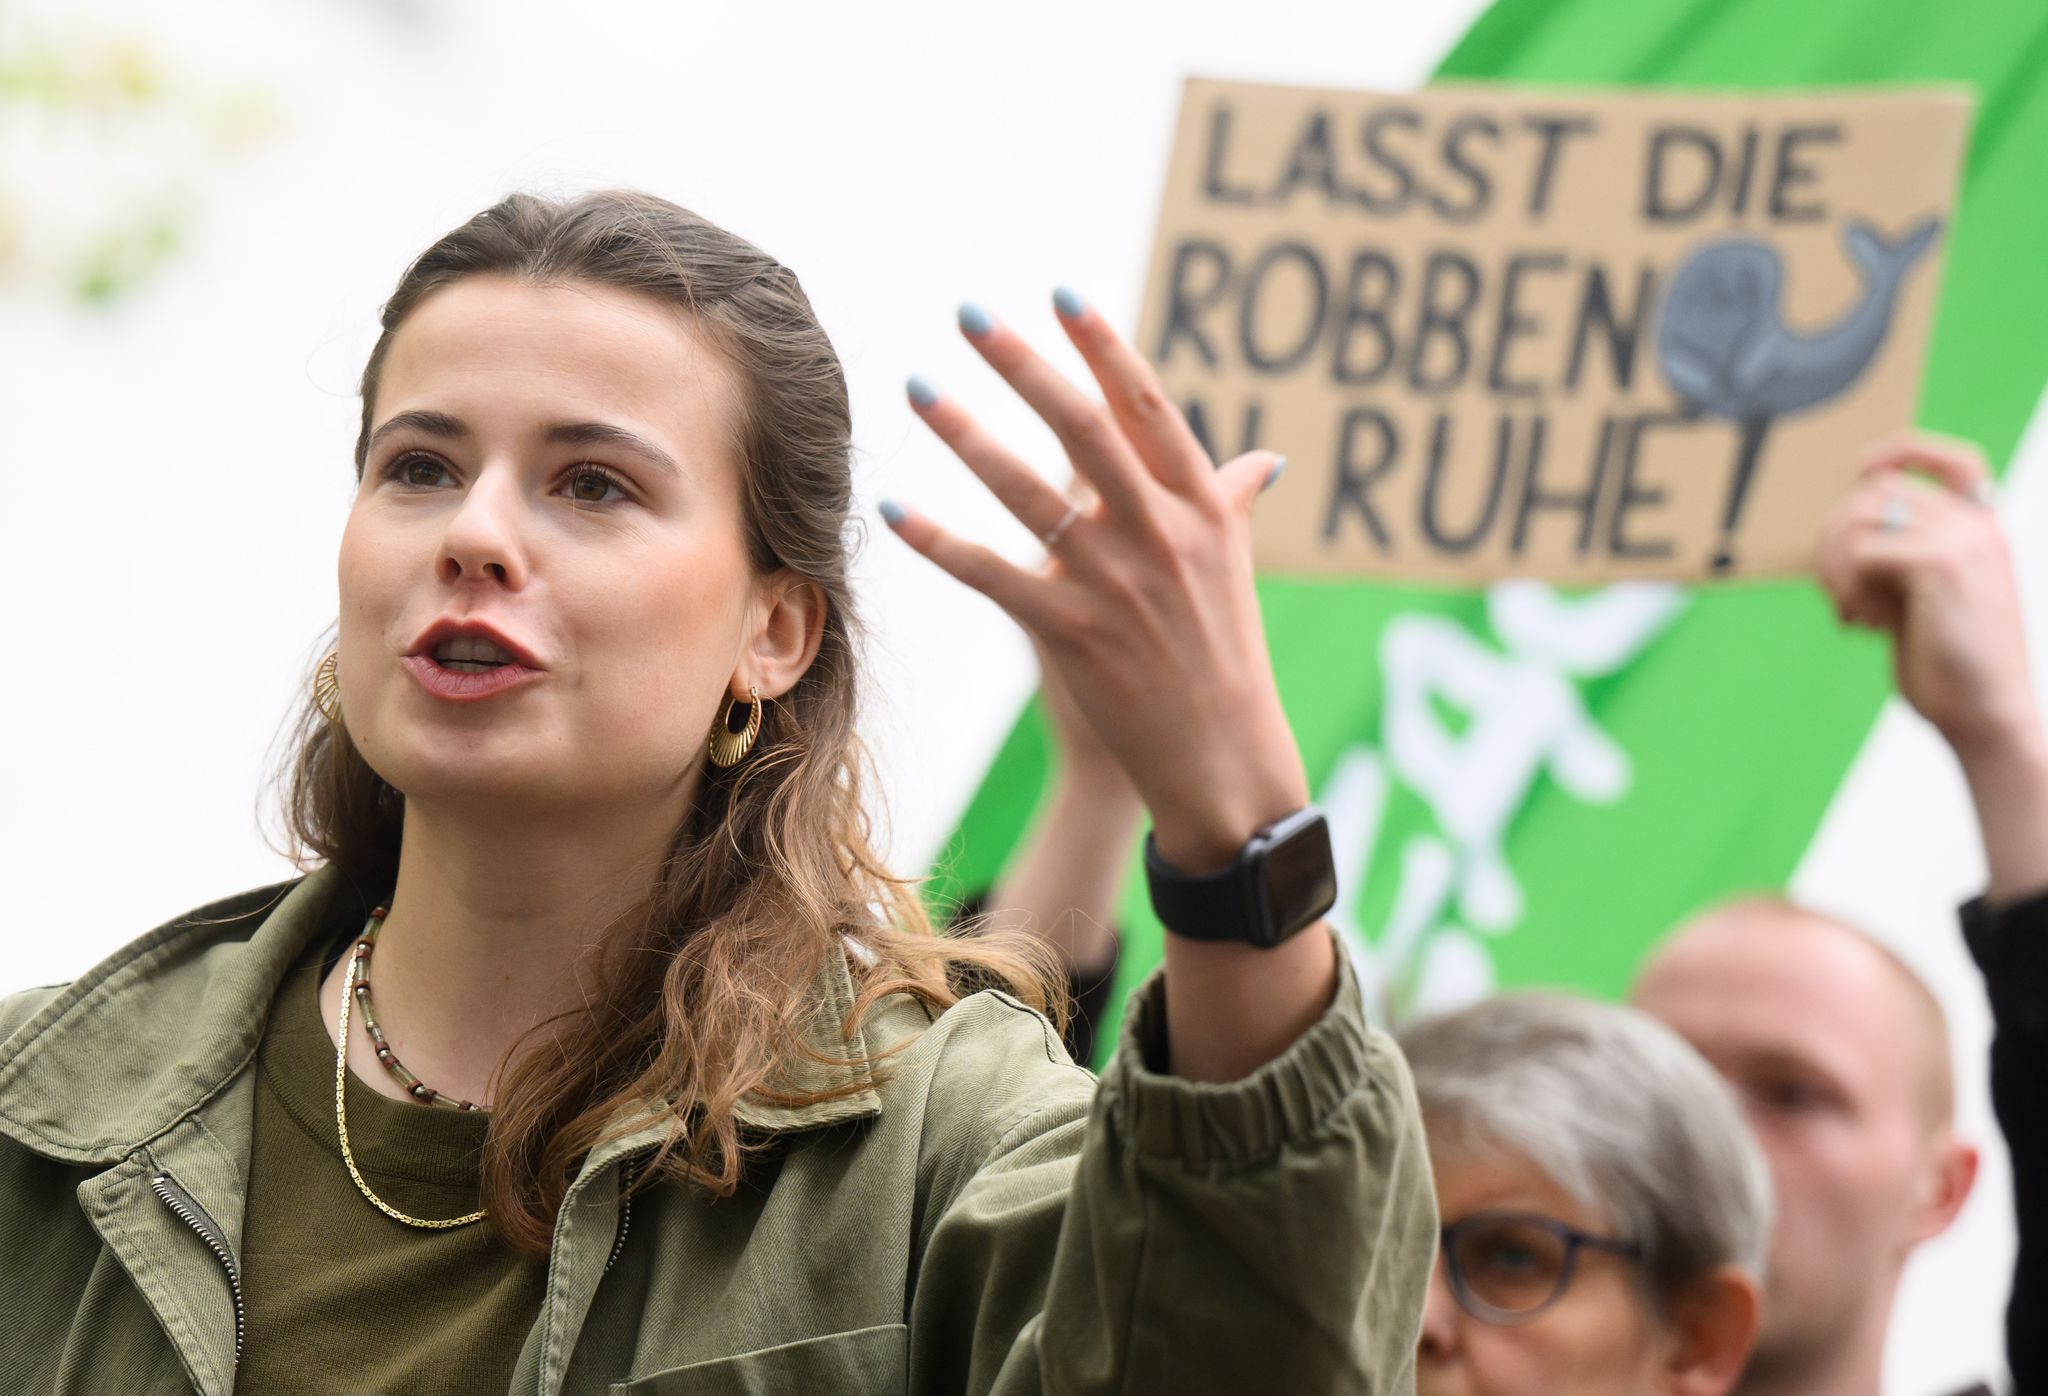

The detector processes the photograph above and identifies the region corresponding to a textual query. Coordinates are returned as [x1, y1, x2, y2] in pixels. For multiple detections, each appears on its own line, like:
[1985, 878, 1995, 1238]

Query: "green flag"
[931, 0, 2048, 1062]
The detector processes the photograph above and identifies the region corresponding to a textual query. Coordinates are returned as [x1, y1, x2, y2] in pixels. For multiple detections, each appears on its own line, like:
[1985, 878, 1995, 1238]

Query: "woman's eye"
[1478, 1241, 1542, 1275]
[392, 454, 450, 488]
[563, 466, 626, 505]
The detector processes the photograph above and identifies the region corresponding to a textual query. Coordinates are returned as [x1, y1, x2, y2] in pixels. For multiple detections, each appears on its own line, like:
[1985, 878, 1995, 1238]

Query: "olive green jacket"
[0, 868, 1434, 1395]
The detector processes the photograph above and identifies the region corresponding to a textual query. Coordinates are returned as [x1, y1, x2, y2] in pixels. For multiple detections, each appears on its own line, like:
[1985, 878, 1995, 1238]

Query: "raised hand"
[1816, 431, 2048, 899]
[1016, 473, 1140, 800]
[884, 292, 1303, 877]
[1817, 432, 2036, 759]
[884, 290, 1334, 1080]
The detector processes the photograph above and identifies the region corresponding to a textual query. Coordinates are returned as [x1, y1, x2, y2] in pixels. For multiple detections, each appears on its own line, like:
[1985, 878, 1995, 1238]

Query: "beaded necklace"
[332, 908, 487, 1229]
[351, 909, 481, 1112]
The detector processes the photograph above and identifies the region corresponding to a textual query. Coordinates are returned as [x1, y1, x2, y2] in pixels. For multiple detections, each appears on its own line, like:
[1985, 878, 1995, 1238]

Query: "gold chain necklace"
[333, 913, 487, 1229]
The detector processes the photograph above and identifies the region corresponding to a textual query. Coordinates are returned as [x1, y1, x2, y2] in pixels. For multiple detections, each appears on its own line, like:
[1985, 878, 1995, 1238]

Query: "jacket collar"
[733, 932, 887, 1132]
[0, 866, 885, 1165]
[0, 873, 326, 1165]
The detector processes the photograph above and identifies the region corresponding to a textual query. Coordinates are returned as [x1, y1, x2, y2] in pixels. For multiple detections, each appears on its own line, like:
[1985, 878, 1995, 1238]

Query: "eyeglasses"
[1439, 1210, 1644, 1324]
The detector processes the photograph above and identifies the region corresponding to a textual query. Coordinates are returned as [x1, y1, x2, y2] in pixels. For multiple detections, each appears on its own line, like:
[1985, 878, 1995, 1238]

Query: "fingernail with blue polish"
[957, 302, 994, 338]
[906, 375, 940, 408]
[878, 499, 907, 527]
[1053, 286, 1086, 320]
[1263, 456, 1288, 491]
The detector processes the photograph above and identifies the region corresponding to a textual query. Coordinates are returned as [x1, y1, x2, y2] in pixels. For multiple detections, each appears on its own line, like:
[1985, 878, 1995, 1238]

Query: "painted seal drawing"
[1656, 216, 1942, 419]
[1655, 216, 1942, 573]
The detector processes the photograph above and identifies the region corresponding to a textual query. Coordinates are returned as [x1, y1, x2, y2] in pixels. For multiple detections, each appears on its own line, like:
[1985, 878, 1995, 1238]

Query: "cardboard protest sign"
[1138, 79, 1970, 582]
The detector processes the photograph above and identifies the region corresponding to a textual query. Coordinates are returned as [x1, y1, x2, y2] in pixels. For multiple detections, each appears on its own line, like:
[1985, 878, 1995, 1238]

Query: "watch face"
[1256, 813, 1338, 946]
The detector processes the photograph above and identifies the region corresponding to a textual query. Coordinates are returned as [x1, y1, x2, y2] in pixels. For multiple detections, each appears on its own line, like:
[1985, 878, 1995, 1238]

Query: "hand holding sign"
[1816, 433, 2032, 761]
[1816, 431, 2048, 903]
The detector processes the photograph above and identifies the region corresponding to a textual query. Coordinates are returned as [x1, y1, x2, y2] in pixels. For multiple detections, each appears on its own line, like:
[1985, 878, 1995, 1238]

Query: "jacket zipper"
[538, 1151, 648, 1395]
[603, 1155, 640, 1274]
[150, 1171, 246, 1366]
[152, 1154, 621, 1382]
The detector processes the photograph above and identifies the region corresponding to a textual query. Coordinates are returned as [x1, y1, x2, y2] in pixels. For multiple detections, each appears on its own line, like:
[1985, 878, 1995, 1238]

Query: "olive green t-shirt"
[236, 923, 548, 1394]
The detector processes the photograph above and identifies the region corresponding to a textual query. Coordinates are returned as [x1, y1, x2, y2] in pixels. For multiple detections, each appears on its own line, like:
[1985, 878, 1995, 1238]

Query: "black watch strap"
[1144, 807, 1337, 950]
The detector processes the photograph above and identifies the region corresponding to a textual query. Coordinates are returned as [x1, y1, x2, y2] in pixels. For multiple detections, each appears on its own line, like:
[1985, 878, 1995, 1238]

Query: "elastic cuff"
[1099, 932, 1393, 1170]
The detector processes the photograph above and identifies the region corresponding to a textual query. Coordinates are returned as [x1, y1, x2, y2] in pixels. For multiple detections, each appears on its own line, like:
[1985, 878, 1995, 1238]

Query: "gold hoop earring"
[708, 685, 762, 767]
[314, 651, 344, 724]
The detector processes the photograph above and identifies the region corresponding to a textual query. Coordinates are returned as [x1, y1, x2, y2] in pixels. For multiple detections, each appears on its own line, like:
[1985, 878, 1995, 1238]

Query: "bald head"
[1635, 898, 1953, 1131]
[1630, 897, 1977, 1382]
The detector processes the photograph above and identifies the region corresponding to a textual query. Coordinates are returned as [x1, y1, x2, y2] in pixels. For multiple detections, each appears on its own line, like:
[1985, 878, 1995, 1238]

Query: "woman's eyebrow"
[368, 409, 468, 452]
[365, 411, 680, 479]
[543, 421, 681, 478]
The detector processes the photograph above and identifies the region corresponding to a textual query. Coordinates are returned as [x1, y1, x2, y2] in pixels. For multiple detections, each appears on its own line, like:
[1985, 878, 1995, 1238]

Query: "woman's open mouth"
[435, 635, 518, 672]
[402, 637, 544, 702]
[401, 620, 548, 702]
[402, 653, 543, 701]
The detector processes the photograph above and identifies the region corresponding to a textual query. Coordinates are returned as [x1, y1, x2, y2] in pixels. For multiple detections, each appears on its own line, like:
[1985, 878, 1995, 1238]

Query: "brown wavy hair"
[279, 189, 1058, 1257]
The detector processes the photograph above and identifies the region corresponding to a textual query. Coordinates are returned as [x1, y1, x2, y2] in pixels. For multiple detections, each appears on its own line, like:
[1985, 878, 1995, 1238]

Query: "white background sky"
[0, 0, 2034, 1387]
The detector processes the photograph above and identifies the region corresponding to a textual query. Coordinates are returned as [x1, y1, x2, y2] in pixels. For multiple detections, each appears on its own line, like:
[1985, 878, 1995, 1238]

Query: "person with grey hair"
[1404, 991, 1770, 1396]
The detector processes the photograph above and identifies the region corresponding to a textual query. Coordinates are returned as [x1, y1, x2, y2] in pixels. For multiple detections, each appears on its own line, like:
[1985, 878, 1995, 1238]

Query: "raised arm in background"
[1817, 430, 2048, 1391]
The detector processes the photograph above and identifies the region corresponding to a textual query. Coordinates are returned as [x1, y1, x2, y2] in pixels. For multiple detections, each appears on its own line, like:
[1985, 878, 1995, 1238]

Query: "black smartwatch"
[1143, 806, 1337, 949]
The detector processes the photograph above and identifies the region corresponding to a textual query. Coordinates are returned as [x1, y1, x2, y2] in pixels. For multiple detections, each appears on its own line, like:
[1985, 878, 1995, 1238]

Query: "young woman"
[0, 191, 1435, 1394]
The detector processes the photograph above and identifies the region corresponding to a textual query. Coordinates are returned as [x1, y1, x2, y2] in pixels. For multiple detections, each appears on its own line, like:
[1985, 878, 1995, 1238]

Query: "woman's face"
[337, 274, 761, 823]
[1417, 1149, 1669, 1396]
